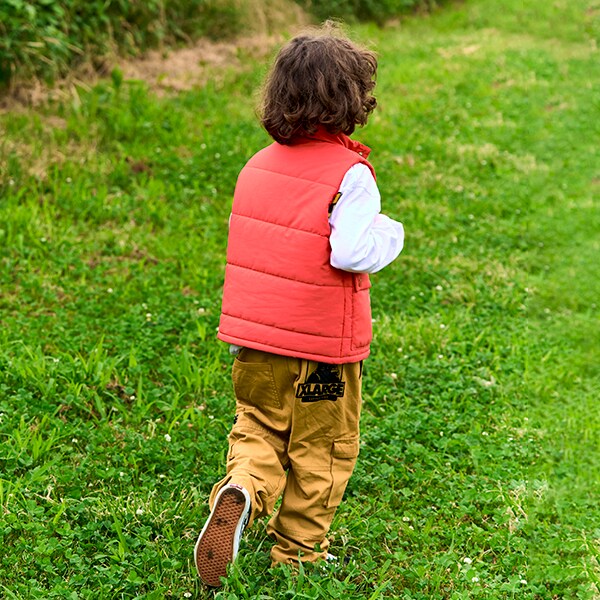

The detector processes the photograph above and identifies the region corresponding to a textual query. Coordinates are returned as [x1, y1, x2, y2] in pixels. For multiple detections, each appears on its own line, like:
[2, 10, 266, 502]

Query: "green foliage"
[0, 0, 251, 87]
[1, 0, 599, 597]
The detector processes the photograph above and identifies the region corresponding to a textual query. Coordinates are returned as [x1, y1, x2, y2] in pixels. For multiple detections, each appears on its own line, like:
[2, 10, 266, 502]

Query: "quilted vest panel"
[218, 133, 375, 364]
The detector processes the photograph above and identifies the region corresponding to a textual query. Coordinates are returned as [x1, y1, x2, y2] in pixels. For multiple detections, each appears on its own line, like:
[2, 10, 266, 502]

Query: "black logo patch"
[328, 192, 342, 216]
[296, 363, 346, 403]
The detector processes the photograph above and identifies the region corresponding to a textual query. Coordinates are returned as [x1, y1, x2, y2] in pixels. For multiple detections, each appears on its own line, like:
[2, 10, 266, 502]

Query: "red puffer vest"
[218, 129, 375, 364]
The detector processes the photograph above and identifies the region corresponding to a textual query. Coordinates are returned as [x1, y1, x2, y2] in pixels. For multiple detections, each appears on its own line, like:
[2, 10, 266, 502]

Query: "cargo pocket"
[232, 354, 281, 409]
[325, 437, 360, 508]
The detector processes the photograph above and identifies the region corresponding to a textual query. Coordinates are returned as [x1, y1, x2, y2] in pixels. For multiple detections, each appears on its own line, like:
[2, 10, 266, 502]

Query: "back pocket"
[232, 354, 282, 409]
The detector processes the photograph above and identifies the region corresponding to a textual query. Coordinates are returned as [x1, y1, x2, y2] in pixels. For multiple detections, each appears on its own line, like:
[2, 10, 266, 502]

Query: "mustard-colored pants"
[209, 348, 362, 564]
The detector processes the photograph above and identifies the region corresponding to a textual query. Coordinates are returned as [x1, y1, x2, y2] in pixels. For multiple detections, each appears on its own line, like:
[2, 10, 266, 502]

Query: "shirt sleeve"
[329, 163, 405, 274]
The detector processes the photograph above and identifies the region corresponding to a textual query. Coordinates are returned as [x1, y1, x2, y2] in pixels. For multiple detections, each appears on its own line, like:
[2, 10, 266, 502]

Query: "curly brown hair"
[260, 24, 378, 144]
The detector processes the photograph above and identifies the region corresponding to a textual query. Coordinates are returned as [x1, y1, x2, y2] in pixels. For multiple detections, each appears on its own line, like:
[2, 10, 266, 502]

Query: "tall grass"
[0, 0, 302, 87]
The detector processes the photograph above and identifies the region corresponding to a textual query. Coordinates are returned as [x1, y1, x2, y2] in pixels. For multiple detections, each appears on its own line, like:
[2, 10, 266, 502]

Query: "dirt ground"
[117, 34, 283, 93]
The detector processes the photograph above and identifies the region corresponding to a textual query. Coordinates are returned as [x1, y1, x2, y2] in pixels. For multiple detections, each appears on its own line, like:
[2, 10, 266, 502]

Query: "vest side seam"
[340, 273, 348, 357]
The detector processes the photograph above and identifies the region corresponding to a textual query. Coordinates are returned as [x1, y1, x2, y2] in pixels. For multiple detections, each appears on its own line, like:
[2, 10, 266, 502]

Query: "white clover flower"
[164, 433, 172, 442]
[520, 579, 527, 585]
[136, 508, 144, 515]
[390, 373, 397, 380]
[463, 557, 472, 564]
[107, 288, 114, 293]
[471, 576, 479, 583]
[435, 285, 443, 291]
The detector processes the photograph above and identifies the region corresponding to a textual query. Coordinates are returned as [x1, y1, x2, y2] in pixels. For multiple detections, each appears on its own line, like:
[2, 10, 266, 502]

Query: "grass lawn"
[1, 0, 599, 597]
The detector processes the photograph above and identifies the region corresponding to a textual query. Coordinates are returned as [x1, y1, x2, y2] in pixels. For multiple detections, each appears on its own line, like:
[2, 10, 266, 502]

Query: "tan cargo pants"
[209, 347, 362, 564]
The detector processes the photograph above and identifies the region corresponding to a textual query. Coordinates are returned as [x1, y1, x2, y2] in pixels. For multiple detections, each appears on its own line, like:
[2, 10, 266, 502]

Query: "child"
[194, 23, 404, 587]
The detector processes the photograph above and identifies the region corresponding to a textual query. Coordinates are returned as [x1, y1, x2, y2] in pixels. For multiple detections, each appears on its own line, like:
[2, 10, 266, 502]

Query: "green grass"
[1, 0, 599, 597]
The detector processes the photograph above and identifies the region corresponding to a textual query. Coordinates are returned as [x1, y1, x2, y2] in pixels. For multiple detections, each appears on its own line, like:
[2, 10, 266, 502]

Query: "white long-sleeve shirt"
[329, 163, 404, 274]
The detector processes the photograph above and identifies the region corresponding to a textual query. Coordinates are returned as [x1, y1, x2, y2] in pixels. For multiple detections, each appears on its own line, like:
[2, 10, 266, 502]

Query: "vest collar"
[296, 127, 372, 159]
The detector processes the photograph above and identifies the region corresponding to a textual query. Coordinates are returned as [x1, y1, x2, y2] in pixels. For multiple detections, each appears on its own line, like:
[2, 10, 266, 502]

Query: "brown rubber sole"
[195, 487, 247, 587]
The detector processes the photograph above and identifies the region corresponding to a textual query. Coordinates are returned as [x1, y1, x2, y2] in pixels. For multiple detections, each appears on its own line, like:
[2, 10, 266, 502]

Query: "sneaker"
[194, 483, 251, 587]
